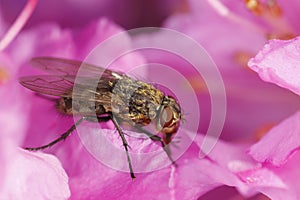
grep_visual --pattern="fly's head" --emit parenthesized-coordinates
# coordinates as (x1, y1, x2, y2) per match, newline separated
(157, 96, 181, 144)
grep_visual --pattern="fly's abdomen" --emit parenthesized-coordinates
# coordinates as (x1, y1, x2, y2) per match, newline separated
(56, 97, 73, 115)
(56, 97, 107, 116)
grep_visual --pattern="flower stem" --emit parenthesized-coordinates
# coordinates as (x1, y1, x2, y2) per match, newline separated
(0, 0, 38, 51)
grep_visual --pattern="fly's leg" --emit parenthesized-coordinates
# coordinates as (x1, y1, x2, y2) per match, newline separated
(85, 115, 111, 123)
(24, 116, 111, 151)
(160, 141, 178, 167)
(110, 114, 136, 179)
(135, 126, 177, 167)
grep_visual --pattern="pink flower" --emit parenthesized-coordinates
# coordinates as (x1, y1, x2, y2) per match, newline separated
(248, 36, 300, 160)
(132, 0, 300, 199)
(162, 0, 300, 141)
(246, 111, 300, 199)
(249, 36, 300, 96)
(0, 53, 70, 198)
(2, 0, 300, 199)
(11, 18, 147, 199)
(247, 38, 300, 198)
(1, 2, 143, 198)
(2, 3, 232, 199)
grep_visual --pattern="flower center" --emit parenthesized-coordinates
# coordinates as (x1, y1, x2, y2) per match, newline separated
(206, 0, 295, 40)
(234, 51, 255, 69)
(206, 0, 296, 69)
(0, 67, 10, 84)
(245, 0, 281, 16)
(244, 0, 295, 39)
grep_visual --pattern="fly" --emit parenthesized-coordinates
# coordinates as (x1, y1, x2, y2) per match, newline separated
(19, 57, 182, 179)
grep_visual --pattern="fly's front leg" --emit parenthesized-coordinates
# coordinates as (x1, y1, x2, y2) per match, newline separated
(135, 126, 177, 167)
(24, 116, 111, 151)
(110, 114, 136, 179)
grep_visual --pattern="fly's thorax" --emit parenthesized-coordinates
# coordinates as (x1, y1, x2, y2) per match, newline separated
(110, 76, 165, 126)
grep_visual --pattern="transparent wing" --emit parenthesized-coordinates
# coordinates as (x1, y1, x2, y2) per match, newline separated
(19, 75, 75, 97)
(20, 57, 124, 97)
(19, 74, 117, 98)
(29, 57, 119, 78)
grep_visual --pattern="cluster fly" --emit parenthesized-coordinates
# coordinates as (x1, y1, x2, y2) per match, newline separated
(19, 57, 182, 179)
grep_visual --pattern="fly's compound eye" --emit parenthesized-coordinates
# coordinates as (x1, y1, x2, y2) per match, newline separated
(160, 106, 174, 128)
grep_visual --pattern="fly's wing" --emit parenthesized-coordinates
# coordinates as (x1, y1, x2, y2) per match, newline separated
(19, 75, 109, 98)
(19, 75, 75, 97)
(19, 57, 123, 99)
(29, 57, 116, 78)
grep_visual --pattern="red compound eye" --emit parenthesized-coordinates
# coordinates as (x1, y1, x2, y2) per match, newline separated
(160, 106, 173, 128)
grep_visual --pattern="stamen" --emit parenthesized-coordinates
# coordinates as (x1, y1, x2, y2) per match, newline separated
(254, 122, 275, 141)
(266, 32, 296, 40)
(234, 51, 254, 69)
(245, 0, 263, 15)
(266, 0, 282, 17)
(0, 0, 38, 51)
(245, 0, 281, 17)
(244, 0, 295, 39)
(206, 0, 267, 34)
(0, 67, 9, 84)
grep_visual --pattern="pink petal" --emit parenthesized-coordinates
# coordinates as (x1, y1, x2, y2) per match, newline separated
(237, 151, 300, 199)
(63, 130, 245, 199)
(0, 53, 28, 187)
(74, 18, 146, 72)
(270, 151, 300, 199)
(194, 134, 300, 199)
(193, 135, 259, 196)
(164, 0, 266, 71)
(148, 4, 300, 141)
(248, 110, 300, 166)
(0, 54, 70, 199)
(237, 168, 286, 191)
(195, 134, 300, 199)
(277, 0, 300, 32)
(7, 23, 75, 67)
(248, 36, 300, 96)
(0, 149, 70, 199)
(237, 167, 293, 199)
(67, 140, 227, 200)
